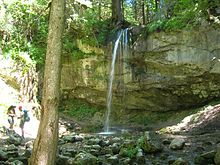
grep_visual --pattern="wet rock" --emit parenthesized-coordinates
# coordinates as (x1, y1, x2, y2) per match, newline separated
(72, 135, 84, 143)
(14, 156, 28, 165)
(119, 157, 132, 165)
(10, 160, 24, 165)
(73, 151, 98, 165)
(6, 150, 19, 159)
(56, 155, 69, 165)
(201, 150, 216, 159)
(25, 140, 34, 149)
(138, 132, 163, 153)
(62, 135, 76, 143)
(110, 143, 120, 154)
(62, 134, 84, 143)
(22, 148, 32, 158)
(99, 139, 111, 147)
(169, 138, 185, 150)
(86, 144, 101, 156)
(135, 148, 145, 163)
(7, 135, 22, 146)
(168, 155, 177, 164)
(171, 158, 189, 165)
(214, 144, 220, 165)
(122, 139, 136, 148)
(89, 149, 100, 157)
(0, 149, 7, 161)
(0, 161, 9, 165)
(91, 144, 101, 150)
(194, 156, 210, 165)
(66, 158, 75, 165)
(160, 153, 169, 160)
(100, 147, 113, 155)
(163, 139, 172, 145)
(194, 150, 216, 165)
(111, 137, 122, 143)
(87, 138, 101, 145)
(193, 146, 205, 153)
(59, 143, 78, 157)
(5, 144, 19, 158)
(107, 155, 119, 164)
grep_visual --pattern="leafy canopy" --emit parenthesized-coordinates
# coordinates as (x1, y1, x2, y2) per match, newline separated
(0, 0, 219, 65)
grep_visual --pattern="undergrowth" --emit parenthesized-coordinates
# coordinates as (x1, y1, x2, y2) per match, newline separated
(59, 99, 100, 121)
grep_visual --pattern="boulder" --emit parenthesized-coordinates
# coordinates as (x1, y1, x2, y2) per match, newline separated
(73, 151, 98, 165)
(169, 138, 185, 150)
(138, 132, 163, 153)
(214, 145, 220, 165)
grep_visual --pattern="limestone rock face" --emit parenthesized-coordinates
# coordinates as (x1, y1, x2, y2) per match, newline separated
(61, 27, 220, 113)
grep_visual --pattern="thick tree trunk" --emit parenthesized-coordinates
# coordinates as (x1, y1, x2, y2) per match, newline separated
(29, 0, 64, 164)
(112, 0, 123, 25)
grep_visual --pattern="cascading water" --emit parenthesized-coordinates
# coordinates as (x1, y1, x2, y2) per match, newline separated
(103, 28, 130, 134)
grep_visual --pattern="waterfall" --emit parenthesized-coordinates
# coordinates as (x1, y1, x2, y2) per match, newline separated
(103, 28, 130, 133)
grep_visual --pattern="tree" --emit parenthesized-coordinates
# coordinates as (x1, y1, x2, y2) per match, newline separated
(112, 0, 123, 25)
(29, 0, 65, 164)
(141, 0, 146, 24)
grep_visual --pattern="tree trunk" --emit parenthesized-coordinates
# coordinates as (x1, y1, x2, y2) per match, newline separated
(121, 0, 125, 21)
(133, 0, 137, 22)
(112, 0, 123, 25)
(142, 0, 145, 24)
(155, 0, 158, 12)
(29, 0, 65, 164)
(98, 0, 102, 20)
(146, 0, 150, 22)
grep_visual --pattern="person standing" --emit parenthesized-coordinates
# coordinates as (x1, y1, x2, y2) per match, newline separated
(7, 105, 16, 130)
(17, 106, 25, 138)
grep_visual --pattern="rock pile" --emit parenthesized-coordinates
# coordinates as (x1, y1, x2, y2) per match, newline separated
(0, 124, 220, 165)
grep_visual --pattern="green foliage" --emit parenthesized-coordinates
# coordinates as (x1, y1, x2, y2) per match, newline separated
(71, 49, 89, 60)
(147, 20, 167, 33)
(146, 0, 220, 32)
(137, 136, 145, 147)
(120, 141, 138, 158)
(1, 0, 219, 67)
(120, 146, 138, 158)
(66, 5, 113, 46)
(93, 19, 113, 45)
(0, 0, 48, 65)
(60, 99, 99, 121)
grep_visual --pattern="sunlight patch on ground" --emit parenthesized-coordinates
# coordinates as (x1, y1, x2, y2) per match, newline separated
(163, 104, 220, 133)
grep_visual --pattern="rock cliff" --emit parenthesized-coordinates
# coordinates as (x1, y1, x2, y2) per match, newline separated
(61, 26, 220, 117)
